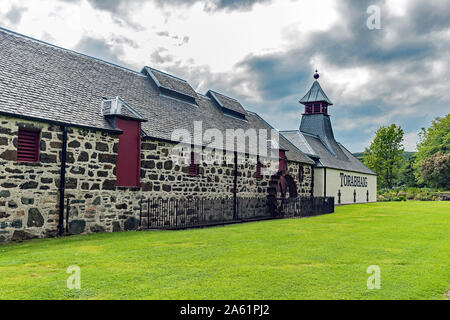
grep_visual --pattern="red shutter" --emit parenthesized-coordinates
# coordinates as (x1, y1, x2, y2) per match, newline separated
(115, 118, 141, 187)
(299, 165, 304, 182)
(17, 128, 40, 163)
(256, 161, 262, 179)
(189, 152, 199, 175)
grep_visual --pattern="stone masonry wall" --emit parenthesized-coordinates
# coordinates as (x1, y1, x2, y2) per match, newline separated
(0, 115, 313, 242)
(287, 161, 313, 197)
(1, 117, 64, 242)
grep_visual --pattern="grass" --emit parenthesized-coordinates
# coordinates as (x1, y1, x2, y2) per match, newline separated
(0, 201, 449, 300)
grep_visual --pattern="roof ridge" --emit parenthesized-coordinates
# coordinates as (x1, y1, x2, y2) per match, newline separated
(207, 89, 239, 102)
(250, 113, 314, 163)
(144, 66, 190, 83)
(0, 26, 144, 76)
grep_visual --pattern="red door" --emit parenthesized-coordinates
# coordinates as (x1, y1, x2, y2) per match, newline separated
(115, 118, 141, 187)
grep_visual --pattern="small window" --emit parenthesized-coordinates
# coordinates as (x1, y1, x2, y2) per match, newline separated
(299, 165, 304, 182)
(189, 152, 200, 176)
(256, 159, 262, 179)
(17, 128, 40, 163)
(313, 104, 320, 113)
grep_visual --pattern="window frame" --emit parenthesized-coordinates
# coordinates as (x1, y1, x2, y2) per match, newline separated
(189, 151, 200, 176)
(17, 127, 40, 163)
(298, 165, 304, 183)
(256, 157, 263, 179)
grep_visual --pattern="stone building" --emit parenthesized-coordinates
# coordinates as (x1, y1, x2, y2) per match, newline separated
(281, 71, 377, 204)
(0, 28, 322, 242)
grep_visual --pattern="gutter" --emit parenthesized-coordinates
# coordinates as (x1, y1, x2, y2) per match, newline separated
(57, 125, 68, 236)
(0, 111, 122, 134)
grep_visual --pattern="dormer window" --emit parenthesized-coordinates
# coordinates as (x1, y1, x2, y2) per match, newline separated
(142, 67, 198, 105)
(206, 90, 247, 121)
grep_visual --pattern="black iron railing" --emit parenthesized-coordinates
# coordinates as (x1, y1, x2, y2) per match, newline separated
(277, 197, 334, 218)
(140, 197, 270, 230)
(139, 196, 334, 230)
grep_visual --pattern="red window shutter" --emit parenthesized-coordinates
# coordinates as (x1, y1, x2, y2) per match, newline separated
(256, 161, 262, 179)
(299, 165, 304, 182)
(115, 118, 141, 187)
(189, 152, 199, 175)
(17, 128, 40, 163)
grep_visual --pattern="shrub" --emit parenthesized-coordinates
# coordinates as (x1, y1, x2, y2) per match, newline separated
(377, 187, 440, 202)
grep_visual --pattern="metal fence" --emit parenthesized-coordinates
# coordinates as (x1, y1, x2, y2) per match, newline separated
(139, 196, 334, 230)
(140, 197, 270, 230)
(277, 197, 335, 218)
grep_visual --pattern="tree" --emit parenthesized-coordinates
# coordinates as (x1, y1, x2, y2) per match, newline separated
(364, 124, 404, 189)
(421, 152, 450, 189)
(397, 154, 419, 188)
(414, 115, 450, 183)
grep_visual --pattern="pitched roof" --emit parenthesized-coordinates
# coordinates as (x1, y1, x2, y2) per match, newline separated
(142, 66, 197, 103)
(207, 90, 248, 118)
(101, 97, 145, 121)
(249, 113, 314, 164)
(299, 81, 333, 105)
(281, 131, 376, 175)
(0, 27, 314, 164)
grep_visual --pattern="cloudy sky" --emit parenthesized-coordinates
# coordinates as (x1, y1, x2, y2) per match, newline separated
(1, 0, 449, 152)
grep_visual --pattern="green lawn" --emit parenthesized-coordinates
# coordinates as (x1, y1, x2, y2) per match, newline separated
(0, 201, 449, 300)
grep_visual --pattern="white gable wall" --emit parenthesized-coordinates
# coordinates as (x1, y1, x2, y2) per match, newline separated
(314, 167, 377, 204)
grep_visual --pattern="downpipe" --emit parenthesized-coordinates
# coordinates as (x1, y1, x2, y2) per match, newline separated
(57, 126, 68, 237)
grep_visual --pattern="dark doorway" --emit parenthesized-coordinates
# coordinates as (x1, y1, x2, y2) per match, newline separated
(278, 174, 298, 199)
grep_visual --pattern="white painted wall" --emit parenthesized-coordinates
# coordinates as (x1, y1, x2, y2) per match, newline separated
(313, 167, 377, 204)
(313, 167, 324, 197)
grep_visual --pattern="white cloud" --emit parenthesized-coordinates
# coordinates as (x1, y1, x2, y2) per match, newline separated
(403, 131, 418, 152)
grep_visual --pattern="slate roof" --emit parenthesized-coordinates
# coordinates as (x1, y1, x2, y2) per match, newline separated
(0, 27, 314, 164)
(142, 66, 197, 102)
(101, 97, 145, 121)
(248, 112, 314, 164)
(281, 124, 376, 175)
(299, 81, 333, 105)
(207, 90, 248, 118)
(284, 76, 375, 175)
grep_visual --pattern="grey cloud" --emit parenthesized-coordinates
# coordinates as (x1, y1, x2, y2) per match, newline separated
(196, 0, 450, 151)
(150, 47, 174, 64)
(3, 6, 27, 26)
(157, 31, 170, 37)
(60, 0, 272, 13)
(73, 36, 137, 70)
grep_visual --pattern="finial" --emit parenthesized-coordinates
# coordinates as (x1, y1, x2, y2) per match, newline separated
(314, 70, 319, 80)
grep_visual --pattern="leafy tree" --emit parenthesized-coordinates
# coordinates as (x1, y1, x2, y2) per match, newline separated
(364, 124, 404, 189)
(414, 115, 450, 183)
(396, 154, 419, 188)
(421, 152, 450, 189)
